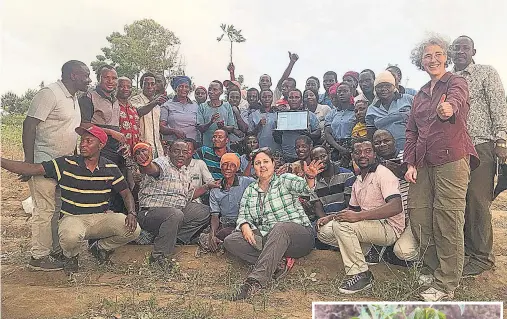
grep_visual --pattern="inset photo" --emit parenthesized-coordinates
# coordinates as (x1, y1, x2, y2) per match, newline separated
(313, 302, 503, 319)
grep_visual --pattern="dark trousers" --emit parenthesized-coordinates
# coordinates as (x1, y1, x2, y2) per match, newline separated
(224, 222, 314, 287)
(137, 203, 210, 257)
(464, 142, 496, 270)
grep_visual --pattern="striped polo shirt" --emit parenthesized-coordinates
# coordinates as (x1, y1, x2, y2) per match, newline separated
(41, 155, 128, 216)
(311, 163, 356, 214)
(193, 146, 240, 180)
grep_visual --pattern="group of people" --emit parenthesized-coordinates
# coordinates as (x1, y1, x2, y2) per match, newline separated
(2, 33, 506, 303)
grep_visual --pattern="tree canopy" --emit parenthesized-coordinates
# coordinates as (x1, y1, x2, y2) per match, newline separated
(90, 19, 182, 87)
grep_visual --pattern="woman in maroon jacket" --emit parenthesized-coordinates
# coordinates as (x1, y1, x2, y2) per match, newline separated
(404, 35, 479, 302)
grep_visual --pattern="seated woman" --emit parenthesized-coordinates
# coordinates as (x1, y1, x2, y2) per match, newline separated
(224, 148, 323, 300)
(365, 71, 413, 151)
(324, 82, 356, 168)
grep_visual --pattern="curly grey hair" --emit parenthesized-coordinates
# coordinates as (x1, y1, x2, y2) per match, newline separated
(410, 34, 452, 71)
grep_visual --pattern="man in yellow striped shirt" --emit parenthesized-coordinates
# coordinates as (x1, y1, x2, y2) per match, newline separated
(1, 125, 140, 274)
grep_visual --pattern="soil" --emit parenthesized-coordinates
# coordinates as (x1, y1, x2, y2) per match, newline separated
(1, 144, 507, 319)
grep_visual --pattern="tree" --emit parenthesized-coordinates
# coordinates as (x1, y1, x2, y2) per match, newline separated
(1, 89, 37, 114)
(216, 24, 246, 63)
(90, 19, 182, 87)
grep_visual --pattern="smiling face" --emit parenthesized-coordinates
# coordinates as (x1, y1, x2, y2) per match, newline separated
(99, 69, 118, 93)
(352, 141, 376, 169)
(142, 76, 156, 98)
(253, 152, 275, 181)
(422, 44, 447, 78)
(451, 36, 475, 70)
(303, 90, 318, 107)
(295, 138, 311, 160)
(221, 161, 238, 179)
(176, 82, 190, 99)
(228, 90, 241, 107)
(212, 129, 228, 149)
(373, 130, 396, 159)
(169, 141, 189, 168)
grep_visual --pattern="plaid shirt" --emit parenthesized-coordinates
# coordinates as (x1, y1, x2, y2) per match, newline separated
(236, 173, 314, 236)
(138, 157, 193, 209)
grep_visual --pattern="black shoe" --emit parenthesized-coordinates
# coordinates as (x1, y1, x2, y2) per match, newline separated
(89, 240, 114, 265)
(49, 250, 65, 263)
(148, 254, 175, 271)
(462, 263, 488, 278)
(339, 271, 374, 294)
(232, 278, 262, 301)
(63, 255, 79, 275)
(27, 256, 64, 271)
(364, 245, 386, 265)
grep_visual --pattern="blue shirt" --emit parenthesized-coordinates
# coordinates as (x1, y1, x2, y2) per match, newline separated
(248, 109, 280, 151)
(319, 93, 334, 108)
(197, 101, 237, 147)
(210, 176, 256, 220)
(365, 93, 414, 151)
(324, 108, 356, 140)
(400, 86, 418, 96)
(281, 111, 320, 159)
(160, 99, 199, 142)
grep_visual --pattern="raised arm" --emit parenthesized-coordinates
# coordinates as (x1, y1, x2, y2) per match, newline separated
(276, 52, 299, 90)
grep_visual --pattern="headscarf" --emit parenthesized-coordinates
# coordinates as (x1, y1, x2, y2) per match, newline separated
(374, 71, 396, 88)
(171, 76, 192, 91)
(343, 71, 359, 82)
(220, 153, 240, 169)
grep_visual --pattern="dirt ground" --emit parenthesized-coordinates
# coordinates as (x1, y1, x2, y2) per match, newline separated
(1, 125, 507, 318)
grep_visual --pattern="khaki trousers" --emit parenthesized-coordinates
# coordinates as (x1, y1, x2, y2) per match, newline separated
(59, 213, 141, 258)
(408, 158, 470, 293)
(393, 221, 419, 262)
(465, 142, 495, 270)
(28, 176, 61, 258)
(317, 219, 397, 275)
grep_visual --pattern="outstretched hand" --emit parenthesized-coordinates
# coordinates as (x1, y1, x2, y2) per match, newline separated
(303, 160, 324, 179)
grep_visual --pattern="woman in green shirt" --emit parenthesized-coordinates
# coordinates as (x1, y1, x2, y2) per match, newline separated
(224, 147, 323, 300)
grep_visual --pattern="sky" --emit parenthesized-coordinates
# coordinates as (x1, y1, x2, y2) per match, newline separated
(1, 0, 507, 96)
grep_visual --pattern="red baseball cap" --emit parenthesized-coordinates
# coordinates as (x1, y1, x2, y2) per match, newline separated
(75, 125, 108, 144)
(223, 80, 241, 90)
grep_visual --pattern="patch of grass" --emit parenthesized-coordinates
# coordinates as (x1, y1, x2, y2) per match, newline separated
(1, 114, 24, 145)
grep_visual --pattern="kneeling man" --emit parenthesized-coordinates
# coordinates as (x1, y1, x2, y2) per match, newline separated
(1, 126, 140, 274)
(316, 138, 404, 294)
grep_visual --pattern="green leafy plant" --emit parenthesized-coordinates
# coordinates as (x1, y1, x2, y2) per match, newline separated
(216, 24, 246, 63)
(351, 305, 449, 319)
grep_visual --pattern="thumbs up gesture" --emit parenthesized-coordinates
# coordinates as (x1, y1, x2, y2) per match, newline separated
(436, 94, 453, 120)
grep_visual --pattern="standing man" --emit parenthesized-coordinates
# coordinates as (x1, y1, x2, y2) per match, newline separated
(79, 65, 126, 212)
(273, 52, 299, 106)
(197, 80, 238, 147)
(451, 35, 507, 277)
(355, 69, 376, 104)
(22, 60, 91, 270)
(320, 71, 337, 107)
(130, 72, 168, 158)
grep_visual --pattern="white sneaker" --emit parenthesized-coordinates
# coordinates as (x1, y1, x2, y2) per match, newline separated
(420, 287, 454, 302)
(418, 273, 434, 286)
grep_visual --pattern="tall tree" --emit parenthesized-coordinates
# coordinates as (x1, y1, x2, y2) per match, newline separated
(216, 24, 246, 63)
(1, 89, 37, 114)
(90, 19, 182, 87)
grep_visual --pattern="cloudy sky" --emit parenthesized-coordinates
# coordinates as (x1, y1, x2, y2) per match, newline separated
(1, 0, 506, 96)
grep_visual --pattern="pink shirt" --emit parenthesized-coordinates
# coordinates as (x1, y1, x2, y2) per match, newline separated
(349, 164, 405, 237)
